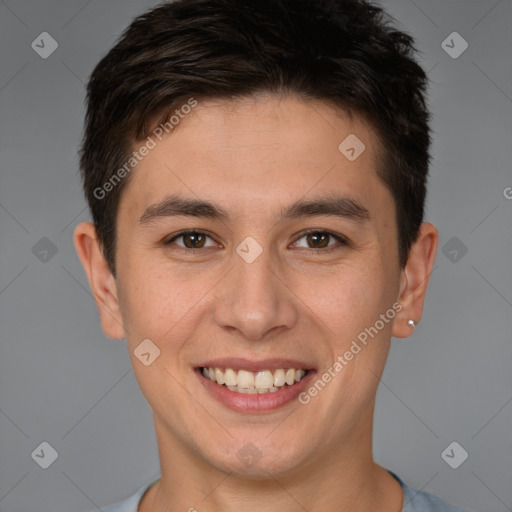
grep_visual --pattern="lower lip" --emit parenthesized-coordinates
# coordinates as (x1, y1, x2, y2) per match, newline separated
(195, 368, 316, 413)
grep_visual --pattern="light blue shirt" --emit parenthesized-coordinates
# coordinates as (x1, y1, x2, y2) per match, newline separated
(92, 472, 472, 511)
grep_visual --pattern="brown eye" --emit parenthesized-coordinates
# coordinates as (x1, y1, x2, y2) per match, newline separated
(293, 230, 348, 250)
(306, 232, 330, 248)
(182, 232, 206, 248)
(165, 230, 216, 249)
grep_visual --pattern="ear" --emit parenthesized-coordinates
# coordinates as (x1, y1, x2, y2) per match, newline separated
(393, 222, 438, 338)
(73, 221, 125, 339)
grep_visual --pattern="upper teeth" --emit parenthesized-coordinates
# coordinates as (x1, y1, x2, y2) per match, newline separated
(202, 367, 307, 390)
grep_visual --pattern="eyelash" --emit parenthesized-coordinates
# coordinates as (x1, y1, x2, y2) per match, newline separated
(163, 229, 350, 252)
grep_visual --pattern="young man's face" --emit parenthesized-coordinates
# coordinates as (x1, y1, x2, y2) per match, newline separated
(76, 94, 436, 479)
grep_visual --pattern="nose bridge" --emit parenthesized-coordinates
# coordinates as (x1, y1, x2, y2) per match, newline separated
(213, 242, 298, 340)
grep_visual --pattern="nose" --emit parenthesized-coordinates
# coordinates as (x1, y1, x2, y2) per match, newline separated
(213, 247, 299, 341)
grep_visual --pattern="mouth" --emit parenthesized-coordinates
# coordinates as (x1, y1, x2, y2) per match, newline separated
(195, 359, 316, 413)
(199, 366, 309, 394)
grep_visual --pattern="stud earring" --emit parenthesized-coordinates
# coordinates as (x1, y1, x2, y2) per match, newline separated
(408, 319, 416, 328)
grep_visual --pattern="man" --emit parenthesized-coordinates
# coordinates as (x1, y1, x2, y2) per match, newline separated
(74, 0, 471, 510)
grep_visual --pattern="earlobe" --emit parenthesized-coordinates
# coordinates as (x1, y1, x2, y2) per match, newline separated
(73, 222, 125, 339)
(392, 222, 438, 339)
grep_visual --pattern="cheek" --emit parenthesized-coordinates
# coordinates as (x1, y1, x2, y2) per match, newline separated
(296, 260, 389, 333)
(116, 260, 207, 342)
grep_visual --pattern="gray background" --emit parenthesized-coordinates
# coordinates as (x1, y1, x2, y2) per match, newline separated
(0, 0, 511, 510)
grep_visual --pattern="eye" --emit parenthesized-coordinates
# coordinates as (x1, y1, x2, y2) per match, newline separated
(292, 230, 349, 250)
(164, 230, 218, 249)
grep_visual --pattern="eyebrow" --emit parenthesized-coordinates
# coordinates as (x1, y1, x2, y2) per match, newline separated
(138, 193, 371, 225)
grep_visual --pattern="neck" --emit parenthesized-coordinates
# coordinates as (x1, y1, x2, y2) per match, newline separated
(139, 406, 403, 512)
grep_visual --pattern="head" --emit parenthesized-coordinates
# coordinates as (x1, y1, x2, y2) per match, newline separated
(74, 0, 437, 481)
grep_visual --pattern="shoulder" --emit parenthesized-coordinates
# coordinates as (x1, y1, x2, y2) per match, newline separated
(391, 473, 473, 512)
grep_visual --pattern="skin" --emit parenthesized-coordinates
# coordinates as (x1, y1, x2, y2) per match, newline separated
(74, 94, 438, 512)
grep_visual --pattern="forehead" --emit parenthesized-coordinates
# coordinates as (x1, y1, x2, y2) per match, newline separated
(119, 94, 390, 218)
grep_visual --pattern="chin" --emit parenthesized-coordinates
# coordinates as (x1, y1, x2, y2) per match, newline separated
(201, 440, 308, 479)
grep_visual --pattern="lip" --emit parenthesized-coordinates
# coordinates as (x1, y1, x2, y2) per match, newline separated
(195, 366, 317, 413)
(197, 357, 315, 372)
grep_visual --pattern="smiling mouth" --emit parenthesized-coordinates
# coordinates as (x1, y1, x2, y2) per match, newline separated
(199, 366, 309, 394)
